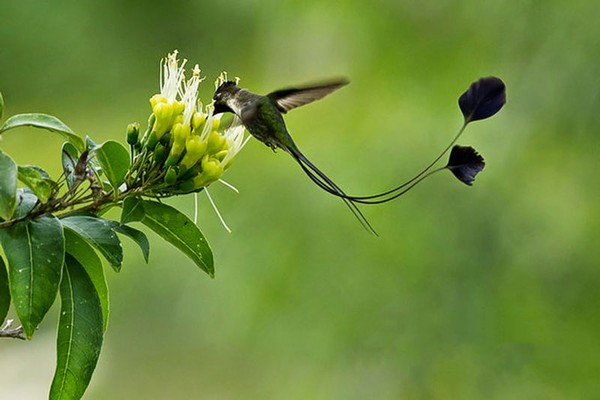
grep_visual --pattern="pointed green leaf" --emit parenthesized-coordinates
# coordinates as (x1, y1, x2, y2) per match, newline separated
(93, 140, 130, 191)
(61, 142, 79, 189)
(50, 254, 103, 400)
(0, 148, 17, 220)
(60, 216, 123, 271)
(17, 165, 56, 203)
(0, 256, 10, 325)
(64, 229, 109, 332)
(109, 222, 149, 263)
(0, 215, 65, 338)
(120, 196, 145, 225)
(85, 136, 96, 151)
(0, 113, 84, 151)
(13, 188, 38, 218)
(141, 200, 214, 277)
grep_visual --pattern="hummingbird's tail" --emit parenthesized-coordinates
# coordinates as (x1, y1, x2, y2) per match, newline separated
(288, 148, 378, 236)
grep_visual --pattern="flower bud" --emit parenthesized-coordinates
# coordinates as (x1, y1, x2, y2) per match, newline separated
(211, 115, 221, 130)
(207, 130, 228, 154)
(213, 149, 228, 162)
(195, 155, 224, 188)
(159, 132, 172, 146)
(150, 94, 167, 109)
(172, 123, 190, 144)
(164, 124, 190, 167)
(126, 122, 140, 145)
(145, 132, 160, 150)
(152, 102, 174, 137)
(153, 143, 169, 164)
(164, 166, 179, 185)
(172, 100, 185, 116)
(192, 112, 207, 131)
(179, 136, 208, 171)
(176, 179, 195, 193)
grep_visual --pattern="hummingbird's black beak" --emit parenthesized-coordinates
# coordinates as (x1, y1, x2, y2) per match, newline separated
(213, 102, 232, 115)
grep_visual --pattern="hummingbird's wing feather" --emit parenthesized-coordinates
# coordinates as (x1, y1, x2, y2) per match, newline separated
(267, 80, 349, 113)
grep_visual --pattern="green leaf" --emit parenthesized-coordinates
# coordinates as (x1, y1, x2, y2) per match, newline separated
(60, 216, 123, 272)
(0, 256, 10, 325)
(50, 254, 103, 400)
(0, 91, 4, 121)
(0, 148, 17, 220)
(85, 136, 96, 151)
(64, 229, 109, 332)
(109, 222, 150, 263)
(120, 196, 145, 225)
(17, 165, 56, 203)
(0, 216, 65, 338)
(13, 188, 38, 218)
(61, 142, 79, 189)
(0, 113, 84, 152)
(93, 140, 130, 191)
(141, 200, 214, 277)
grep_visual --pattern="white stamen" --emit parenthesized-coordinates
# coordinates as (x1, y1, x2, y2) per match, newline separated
(181, 64, 204, 125)
(200, 104, 215, 140)
(218, 179, 239, 193)
(205, 189, 232, 233)
(161, 51, 187, 102)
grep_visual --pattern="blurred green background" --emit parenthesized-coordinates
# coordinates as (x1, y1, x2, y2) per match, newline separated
(1, 0, 599, 399)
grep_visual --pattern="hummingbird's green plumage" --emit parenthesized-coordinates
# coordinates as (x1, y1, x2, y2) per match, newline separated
(213, 79, 378, 234)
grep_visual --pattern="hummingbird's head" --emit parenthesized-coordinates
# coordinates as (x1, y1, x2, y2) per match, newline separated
(213, 81, 239, 115)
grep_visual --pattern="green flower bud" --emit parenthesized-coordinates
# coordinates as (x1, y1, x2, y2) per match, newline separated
(207, 130, 228, 154)
(177, 179, 196, 193)
(140, 114, 156, 146)
(192, 155, 224, 188)
(164, 166, 179, 185)
(172, 100, 185, 116)
(164, 123, 191, 167)
(173, 123, 190, 143)
(213, 149, 228, 162)
(145, 132, 160, 150)
(159, 132, 172, 146)
(211, 115, 221, 130)
(153, 143, 169, 164)
(178, 162, 202, 181)
(126, 122, 140, 145)
(152, 102, 174, 137)
(149, 94, 167, 109)
(179, 136, 208, 171)
(192, 111, 206, 131)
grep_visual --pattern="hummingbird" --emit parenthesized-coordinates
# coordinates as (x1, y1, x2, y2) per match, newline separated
(211, 76, 498, 232)
(212, 79, 380, 233)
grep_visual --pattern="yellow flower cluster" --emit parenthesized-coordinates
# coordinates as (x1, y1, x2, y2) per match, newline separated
(133, 51, 246, 194)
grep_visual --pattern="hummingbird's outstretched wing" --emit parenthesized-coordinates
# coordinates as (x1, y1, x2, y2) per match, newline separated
(267, 80, 349, 113)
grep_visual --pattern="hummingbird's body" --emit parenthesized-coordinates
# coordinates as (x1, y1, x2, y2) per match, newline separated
(212, 79, 376, 233)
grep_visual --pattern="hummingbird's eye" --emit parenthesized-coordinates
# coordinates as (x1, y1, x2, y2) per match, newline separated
(214, 93, 222, 101)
